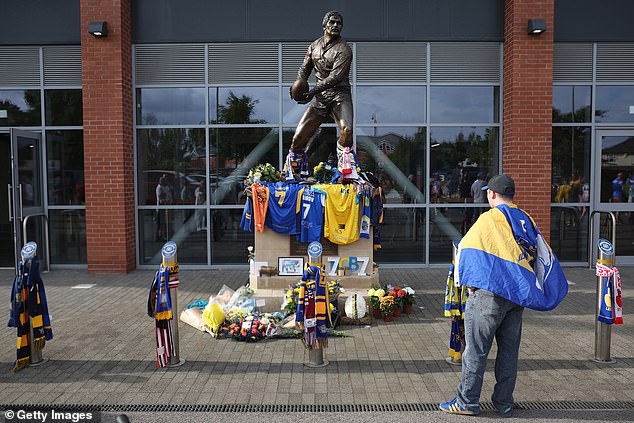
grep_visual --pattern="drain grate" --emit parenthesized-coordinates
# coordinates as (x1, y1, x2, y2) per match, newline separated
(1, 401, 633, 413)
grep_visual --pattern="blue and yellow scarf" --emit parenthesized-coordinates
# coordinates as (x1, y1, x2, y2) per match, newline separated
(296, 265, 330, 349)
(8, 257, 53, 372)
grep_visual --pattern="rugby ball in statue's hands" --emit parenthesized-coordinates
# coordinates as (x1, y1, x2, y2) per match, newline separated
(290, 79, 310, 102)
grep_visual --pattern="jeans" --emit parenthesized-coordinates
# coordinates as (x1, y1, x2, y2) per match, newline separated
(456, 289, 524, 415)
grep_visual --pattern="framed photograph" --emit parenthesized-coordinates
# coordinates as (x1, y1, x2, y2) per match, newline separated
(278, 257, 304, 276)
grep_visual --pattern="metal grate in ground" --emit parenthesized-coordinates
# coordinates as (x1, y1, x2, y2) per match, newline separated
(2, 401, 634, 413)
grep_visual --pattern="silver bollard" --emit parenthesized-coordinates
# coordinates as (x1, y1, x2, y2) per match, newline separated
(21, 242, 49, 367)
(593, 239, 616, 364)
(162, 242, 185, 367)
(304, 242, 329, 368)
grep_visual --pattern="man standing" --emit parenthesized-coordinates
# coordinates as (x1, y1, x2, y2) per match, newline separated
(439, 174, 567, 417)
(286, 11, 355, 180)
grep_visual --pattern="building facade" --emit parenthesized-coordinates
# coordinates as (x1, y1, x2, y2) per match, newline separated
(1, 0, 633, 272)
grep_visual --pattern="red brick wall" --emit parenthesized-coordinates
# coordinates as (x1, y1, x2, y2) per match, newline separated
(503, 0, 554, 239)
(81, 0, 135, 272)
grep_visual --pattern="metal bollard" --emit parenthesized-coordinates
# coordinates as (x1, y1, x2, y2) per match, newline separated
(162, 242, 185, 367)
(305, 241, 328, 368)
(21, 242, 49, 367)
(593, 238, 616, 364)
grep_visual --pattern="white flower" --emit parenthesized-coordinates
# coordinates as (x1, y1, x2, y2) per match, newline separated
(404, 287, 415, 295)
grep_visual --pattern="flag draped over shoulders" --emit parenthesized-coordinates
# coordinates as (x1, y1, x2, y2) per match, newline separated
(455, 204, 568, 311)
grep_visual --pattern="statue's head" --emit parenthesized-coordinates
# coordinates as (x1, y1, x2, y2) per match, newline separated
(322, 10, 343, 36)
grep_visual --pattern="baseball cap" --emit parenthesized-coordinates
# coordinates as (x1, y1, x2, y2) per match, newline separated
(482, 174, 515, 196)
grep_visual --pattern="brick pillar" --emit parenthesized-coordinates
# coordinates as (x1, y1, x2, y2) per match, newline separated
(81, 0, 135, 272)
(503, 0, 554, 239)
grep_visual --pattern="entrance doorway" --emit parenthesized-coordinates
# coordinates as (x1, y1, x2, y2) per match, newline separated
(1, 129, 48, 269)
(594, 130, 634, 265)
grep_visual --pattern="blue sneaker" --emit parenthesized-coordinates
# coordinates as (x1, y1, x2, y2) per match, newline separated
(439, 398, 479, 415)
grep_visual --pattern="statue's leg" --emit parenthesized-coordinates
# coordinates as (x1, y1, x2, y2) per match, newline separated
(331, 98, 358, 179)
(286, 107, 323, 180)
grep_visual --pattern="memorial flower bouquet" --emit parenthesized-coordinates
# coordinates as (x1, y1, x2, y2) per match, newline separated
(403, 286, 416, 305)
(246, 163, 281, 186)
(379, 295, 395, 320)
(367, 287, 386, 312)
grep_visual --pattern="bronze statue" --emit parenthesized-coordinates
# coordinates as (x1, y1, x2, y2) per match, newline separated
(286, 10, 357, 181)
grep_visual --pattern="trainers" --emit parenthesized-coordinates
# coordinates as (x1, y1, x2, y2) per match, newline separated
(439, 398, 479, 415)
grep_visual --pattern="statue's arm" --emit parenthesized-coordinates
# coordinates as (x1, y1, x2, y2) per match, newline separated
(313, 47, 352, 94)
(297, 44, 314, 81)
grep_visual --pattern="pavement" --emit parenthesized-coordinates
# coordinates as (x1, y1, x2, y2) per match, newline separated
(0, 266, 633, 423)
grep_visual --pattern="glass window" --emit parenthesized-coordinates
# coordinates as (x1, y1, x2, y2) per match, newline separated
(356, 127, 426, 204)
(49, 209, 87, 264)
(430, 86, 499, 123)
(551, 127, 591, 203)
(137, 128, 206, 206)
(356, 86, 426, 124)
(0, 90, 41, 126)
(430, 127, 499, 203)
(138, 209, 208, 265)
(46, 130, 84, 205)
(599, 135, 634, 203)
(212, 127, 279, 205)
(373, 208, 425, 263)
(212, 209, 254, 264)
(214, 87, 279, 124)
(596, 86, 634, 123)
(549, 206, 589, 262)
(552, 86, 591, 123)
(282, 86, 334, 125)
(45, 89, 82, 126)
(429, 207, 475, 263)
(282, 127, 338, 172)
(136, 88, 206, 125)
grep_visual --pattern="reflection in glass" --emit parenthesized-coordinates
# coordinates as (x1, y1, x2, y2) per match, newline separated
(45, 89, 83, 126)
(49, 209, 87, 264)
(552, 86, 591, 123)
(430, 86, 499, 123)
(215, 87, 278, 124)
(136, 88, 205, 125)
(549, 206, 588, 262)
(551, 127, 591, 203)
(430, 127, 499, 203)
(46, 130, 84, 205)
(16, 135, 42, 208)
(600, 135, 634, 203)
(212, 209, 254, 264)
(357, 86, 426, 124)
(356, 127, 426, 204)
(139, 209, 207, 265)
(0, 134, 13, 266)
(429, 207, 474, 263)
(283, 127, 337, 172)
(283, 87, 334, 125)
(213, 128, 279, 205)
(374, 208, 425, 263)
(596, 86, 634, 123)
(137, 128, 206, 206)
(0, 90, 41, 126)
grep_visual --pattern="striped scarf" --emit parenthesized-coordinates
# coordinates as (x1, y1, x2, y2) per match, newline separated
(147, 264, 178, 367)
(296, 265, 330, 349)
(8, 257, 53, 372)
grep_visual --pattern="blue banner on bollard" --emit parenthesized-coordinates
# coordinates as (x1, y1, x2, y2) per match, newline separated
(598, 239, 613, 256)
(308, 241, 322, 262)
(21, 241, 37, 262)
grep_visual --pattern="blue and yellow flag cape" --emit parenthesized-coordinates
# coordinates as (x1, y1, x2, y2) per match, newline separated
(455, 204, 568, 311)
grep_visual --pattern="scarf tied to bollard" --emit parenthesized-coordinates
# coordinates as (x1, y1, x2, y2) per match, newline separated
(147, 264, 178, 367)
(296, 265, 331, 349)
(8, 257, 53, 372)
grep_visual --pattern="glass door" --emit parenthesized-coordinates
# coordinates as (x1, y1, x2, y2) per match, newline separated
(594, 130, 634, 265)
(7, 129, 46, 269)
